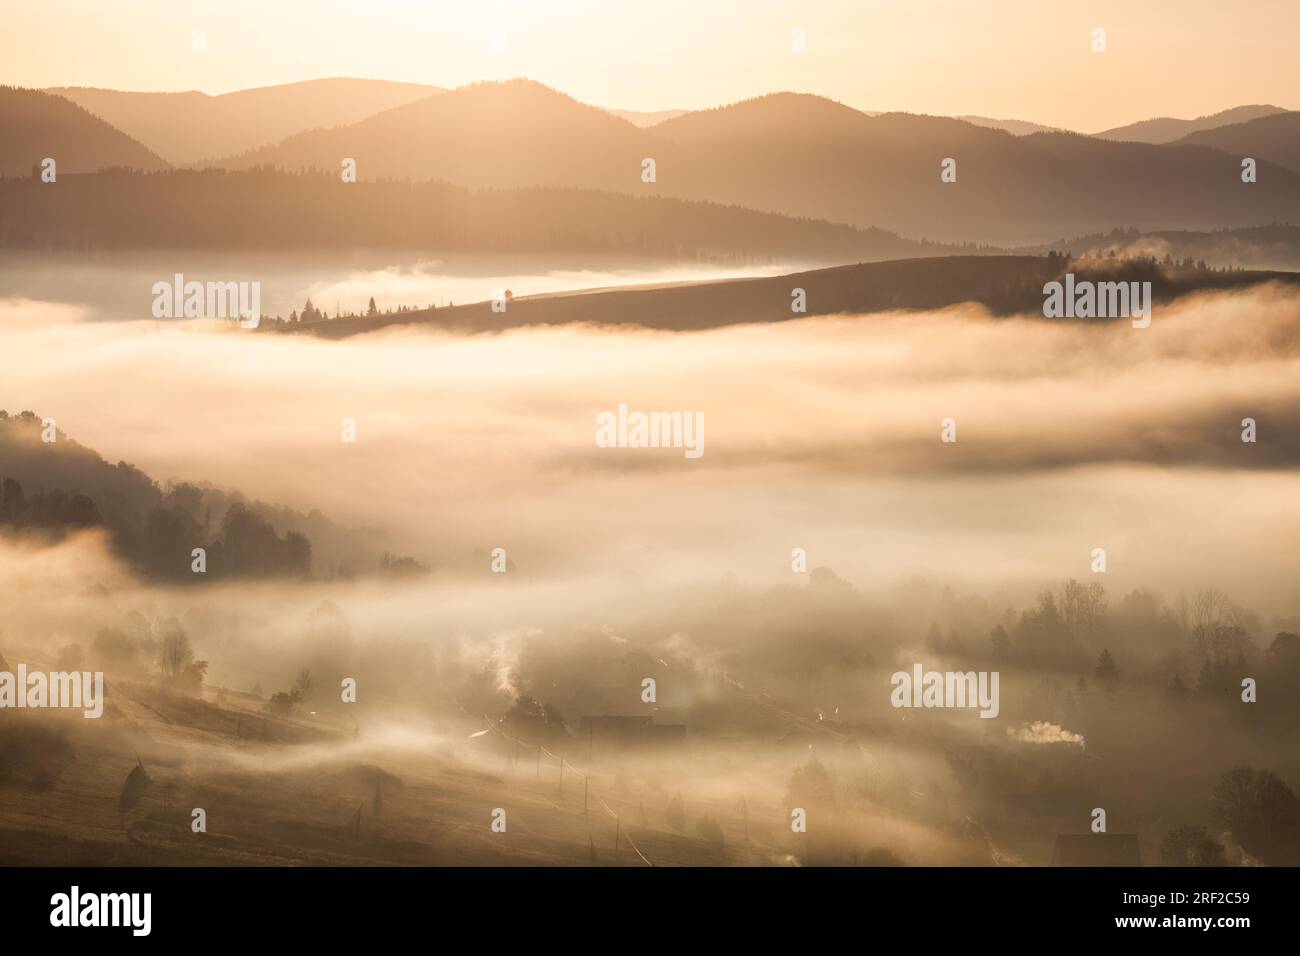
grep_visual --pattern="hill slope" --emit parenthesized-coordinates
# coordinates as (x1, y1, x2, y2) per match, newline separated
(218, 79, 648, 188)
(1094, 105, 1288, 143)
(956, 115, 1064, 136)
(607, 108, 687, 127)
(213, 82, 1300, 243)
(1173, 112, 1300, 175)
(0, 410, 390, 579)
(0, 86, 168, 177)
(49, 78, 444, 164)
(294, 254, 1300, 338)
(0, 167, 967, 262)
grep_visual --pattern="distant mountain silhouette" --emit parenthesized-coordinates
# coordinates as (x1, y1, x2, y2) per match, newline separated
(1173, 112, 1300, 175)
(211, 81, 1300, 243)
(1094, 105, 1288, 144)
(956, 115, 1064, 136)
(607, 108, 688, 127)
(49, 78, 444, 164)
(649, 95, 1300, 242)
(0, 86, 168, 177)
(215, 79, 649, 188)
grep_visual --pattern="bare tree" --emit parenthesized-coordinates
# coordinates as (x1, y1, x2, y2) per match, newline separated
(293, 669, 314, 702)
(157, 628, 193, 682)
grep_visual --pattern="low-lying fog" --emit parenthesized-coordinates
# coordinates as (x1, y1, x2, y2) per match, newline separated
(0, 252, 792, 322)
(3, 282, 1299, 607)
(3, 277, 1299, 865)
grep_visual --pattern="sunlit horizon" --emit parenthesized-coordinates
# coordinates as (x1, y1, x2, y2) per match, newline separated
(6, 0, 1299, 133)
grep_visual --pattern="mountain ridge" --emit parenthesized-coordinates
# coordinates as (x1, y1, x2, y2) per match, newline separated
(48, 77, 445, 164)
(198, 80, 1300, 243)
(1094, 104, 1288, 143)
(1172, 112, 1300, 175)
(0, 86, 169, 177)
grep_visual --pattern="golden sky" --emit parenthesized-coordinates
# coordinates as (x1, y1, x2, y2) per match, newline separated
(6, 0, 1297, 132)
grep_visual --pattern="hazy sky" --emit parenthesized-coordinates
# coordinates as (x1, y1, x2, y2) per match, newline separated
(6, 0, 1297, 132)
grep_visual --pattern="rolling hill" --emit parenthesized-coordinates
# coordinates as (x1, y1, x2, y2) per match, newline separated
(210, 81, 1300, 244)
(0, 167, 969, 263)
(48, 78, 444, 164)
(956, 115, 1064, 136)
(215, 79, 649, 189)
(0, 86, 168, 178)
(1173, 111, 1300, 175)
(0, 409, 394, 579)
(1094, 104, 1288, 144)
(293, 254, 1300, 339)
(1020, 225, 1300, 272)
(607, 108, 688, 127)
